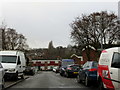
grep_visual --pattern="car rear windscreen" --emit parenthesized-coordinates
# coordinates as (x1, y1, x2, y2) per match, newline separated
(62, 59, 74, 67)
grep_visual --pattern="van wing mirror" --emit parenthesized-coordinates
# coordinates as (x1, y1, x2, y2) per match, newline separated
(79, 67, 83, 71)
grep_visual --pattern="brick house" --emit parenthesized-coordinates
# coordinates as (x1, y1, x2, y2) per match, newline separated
(82, 45, 99, 62)
(70, 54, 83, 66)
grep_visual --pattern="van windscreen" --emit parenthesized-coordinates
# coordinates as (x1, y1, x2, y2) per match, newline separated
(0, 55, 17, 63)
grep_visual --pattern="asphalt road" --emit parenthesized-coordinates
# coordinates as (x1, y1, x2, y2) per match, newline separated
(6, 71, 98, 90)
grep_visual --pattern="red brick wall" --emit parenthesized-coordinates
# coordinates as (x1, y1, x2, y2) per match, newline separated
(82, 49, 98, 62)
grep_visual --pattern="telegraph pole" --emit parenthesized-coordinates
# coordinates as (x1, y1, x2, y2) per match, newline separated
(2, 28, 5, 50)
(1, 21, 6, 50)
(118, 1, 120, 44)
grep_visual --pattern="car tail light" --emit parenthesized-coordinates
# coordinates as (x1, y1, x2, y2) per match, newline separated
(102, 50, 107, 53)
(89, 68, 97, 71)
(67, 68, 72, 70)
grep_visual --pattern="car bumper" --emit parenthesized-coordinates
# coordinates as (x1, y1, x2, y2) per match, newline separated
(88, 74, 97, 81)
(67, 71, 78, 76)
(4, 73, 17, 79)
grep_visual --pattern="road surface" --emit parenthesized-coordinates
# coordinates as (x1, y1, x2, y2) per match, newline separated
(7, 71, 98, 89)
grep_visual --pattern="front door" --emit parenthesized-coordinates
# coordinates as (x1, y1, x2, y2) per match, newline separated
(110, 52, 120, 89)
(17, 56, 22, 74)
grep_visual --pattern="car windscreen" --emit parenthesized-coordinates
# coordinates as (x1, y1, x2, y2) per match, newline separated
(70, 65, 80, 70)
(0, 55, 17, 63)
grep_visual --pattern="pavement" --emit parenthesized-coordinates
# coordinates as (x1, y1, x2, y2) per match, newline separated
(4, 76, 29, 89)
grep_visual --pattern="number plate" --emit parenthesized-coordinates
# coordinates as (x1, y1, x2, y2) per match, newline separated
(74, 72, 78, 74)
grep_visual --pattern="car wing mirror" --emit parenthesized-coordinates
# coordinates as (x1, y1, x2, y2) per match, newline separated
(79, 68, 83, 71)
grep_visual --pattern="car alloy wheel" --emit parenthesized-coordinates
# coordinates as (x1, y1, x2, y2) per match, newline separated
(66, 72, 69, 78)
(85, 76, 89, 87)
(76, 75, 81, 83)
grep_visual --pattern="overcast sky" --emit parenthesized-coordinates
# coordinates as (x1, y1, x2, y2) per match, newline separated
(0, 0, 119, 48)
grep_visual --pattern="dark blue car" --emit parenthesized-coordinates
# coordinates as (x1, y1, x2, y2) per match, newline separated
(59, 59, 74, 76)
(64, 64, 80, 78)
(76, 61, 98, 87)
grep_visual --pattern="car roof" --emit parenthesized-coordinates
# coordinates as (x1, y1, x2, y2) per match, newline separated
(67, 64, 79, 66)
(86, 61, 98, 63)
(0, 50, 23, 56)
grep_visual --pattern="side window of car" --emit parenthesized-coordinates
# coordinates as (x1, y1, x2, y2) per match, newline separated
(83, 62, 87, 68)
(111, 52, 120, 68)
(86, 62, 90, 68)
(83, 62, 90, 68)
(92, 62, 98, 68)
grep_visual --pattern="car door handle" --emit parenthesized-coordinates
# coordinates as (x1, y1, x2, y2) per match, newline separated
(19, 66, 21, 68)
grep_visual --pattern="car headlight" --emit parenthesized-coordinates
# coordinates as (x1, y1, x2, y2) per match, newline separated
(62, 68, 65, 71)
(8, 68, 16, 72)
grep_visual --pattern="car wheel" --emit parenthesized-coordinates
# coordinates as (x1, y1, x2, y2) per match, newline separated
(2, 78, 5, 90)
(60, 72, 63, 76)
(66, 72, 69, 78)
(30, 71, 34, 75)
(85, 76, 90, 87)
(21, 73, 25, 79)
(76, 75, 82, 83)
(99, 79, 105, 90)
(14, 72, 18, 81)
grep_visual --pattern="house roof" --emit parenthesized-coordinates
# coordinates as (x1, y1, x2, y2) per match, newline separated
(70, 54, 82, 59)
(82, 45, 96, 51)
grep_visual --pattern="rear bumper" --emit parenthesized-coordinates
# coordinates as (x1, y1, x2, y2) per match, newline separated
(88, 74, 97, 81)
(67, 71, 78, 76)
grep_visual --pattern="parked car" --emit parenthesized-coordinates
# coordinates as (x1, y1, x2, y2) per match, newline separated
(0, 51, 26, 80)
(24, 66, 35, 75)
(0, 63, 5, 89)
(77, 61, 98, 86)
(64, 64, 80, 77)
(98, 47, 120, 90)
(60, 59, 74, 76)
(53, 66, 59, 73)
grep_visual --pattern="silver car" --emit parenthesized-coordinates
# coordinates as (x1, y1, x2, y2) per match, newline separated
(0, 63, 5, 89)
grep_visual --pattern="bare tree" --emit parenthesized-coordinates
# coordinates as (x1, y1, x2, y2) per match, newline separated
(5, 28, 18, 50)
(70, 11, 120, 50)
(16, 34, 29, 50)
(4, 28, 29, 50)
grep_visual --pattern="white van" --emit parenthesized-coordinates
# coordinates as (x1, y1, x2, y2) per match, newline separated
(98, 47, 120, 90)
(0, 51, 26, 80)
